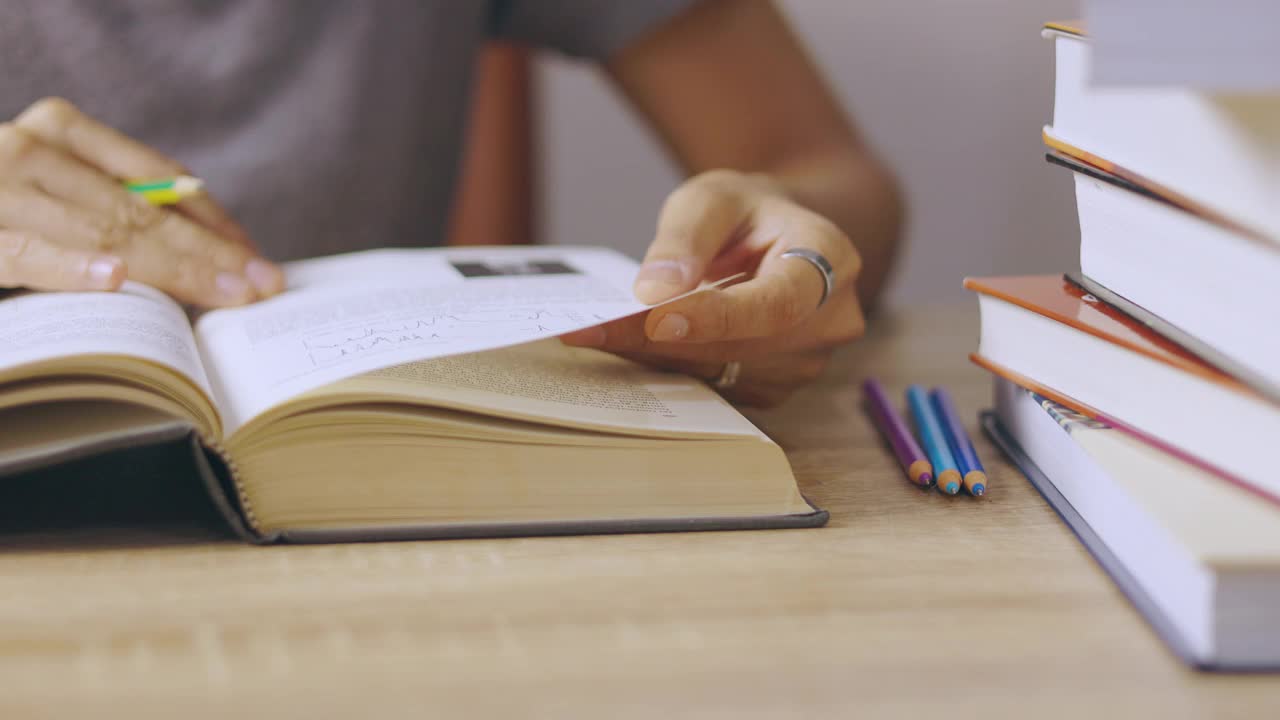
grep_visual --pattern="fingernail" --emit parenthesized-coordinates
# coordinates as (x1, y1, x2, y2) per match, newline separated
(216, 272, 251, 301)
(634, 259, 692, 304)
(651, 313, 689, 342)
(86, 257, 123, 289)
(245, 259, 284, 295)
(561, 326, 606, 348)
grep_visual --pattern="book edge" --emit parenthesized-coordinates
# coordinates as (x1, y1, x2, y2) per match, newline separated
(970, 353, 1280, 511)
(1064, 272, 1280, 407)
(1042, 129, 1275, 244)
(962, 277, 1250, 394)
(272, 502, 830, 544)
(979, 411, 1225, 670)
(1042, 20, 1086, 37)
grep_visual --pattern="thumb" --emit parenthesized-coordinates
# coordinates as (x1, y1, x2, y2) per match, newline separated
(635, 174, 751, 304)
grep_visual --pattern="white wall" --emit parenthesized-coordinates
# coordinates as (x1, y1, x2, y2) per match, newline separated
(536, 0, 1081, 303)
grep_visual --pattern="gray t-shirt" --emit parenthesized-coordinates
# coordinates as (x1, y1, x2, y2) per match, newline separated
(0, 1, 695, 260)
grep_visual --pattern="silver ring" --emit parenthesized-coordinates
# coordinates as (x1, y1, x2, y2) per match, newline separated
(712, 360, 742, 390)
(779, 248, 835, 308)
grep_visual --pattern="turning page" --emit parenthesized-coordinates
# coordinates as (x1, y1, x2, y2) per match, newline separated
(0, 283, 212, 397)
(195, 247, 662, 433)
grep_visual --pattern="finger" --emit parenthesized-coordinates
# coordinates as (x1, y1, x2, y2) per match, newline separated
(0, 183, 120, 249)
(562, 288, 863, 363)
(132, 216, 283, 305)
(0, 126, 283, 298)
(563, 313, 740, 359)
(0, 185, 260, 306)
(13, 98, 253, 247)
(611, 350, 722, 381)
(124, 245, 257, 307)
(612, 350, 830, 408)
(645, 207, 860, 343)
(635, 171, 755, 304)
(0, 121, 170, 225)
(0, 229, 124, 291)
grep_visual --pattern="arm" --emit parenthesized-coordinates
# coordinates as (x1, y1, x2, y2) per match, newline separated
(447, 43, 537, 247)
(608, 0, 903, 308)
(563, 0, 903, 406)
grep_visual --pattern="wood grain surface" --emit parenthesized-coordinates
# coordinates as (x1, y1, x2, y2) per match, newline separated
(2, 304, 1276, 719)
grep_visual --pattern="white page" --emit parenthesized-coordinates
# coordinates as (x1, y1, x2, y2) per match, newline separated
(0, 283, 211, 397)
(196, 246, 670, 433)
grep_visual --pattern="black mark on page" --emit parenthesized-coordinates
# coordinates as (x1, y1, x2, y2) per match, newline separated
(451, 259, 581, 278)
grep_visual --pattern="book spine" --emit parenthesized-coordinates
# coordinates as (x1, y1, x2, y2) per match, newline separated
(190, 434, 274, 544)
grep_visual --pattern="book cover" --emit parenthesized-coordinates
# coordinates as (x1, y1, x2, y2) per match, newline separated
(982, 411, 1274, 672)
(966, 275, 1280, 508)
(1042, 20, 1085, 37)
(1042, 132, 1269, 243)
(1063, 271, 1280, 406)
(962, 275, 1246, 391)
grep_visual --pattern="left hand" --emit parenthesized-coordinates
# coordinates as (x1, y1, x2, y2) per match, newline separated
(561, 169, 866, 407)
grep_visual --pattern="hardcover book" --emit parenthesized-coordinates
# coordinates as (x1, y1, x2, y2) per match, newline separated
(1045, 151, 1280, 395)
(0, 246, 826, 543)
(987, 379, 1280, 670)
(964, 274, 1280, 507)
(1042, 20, 1280, 241)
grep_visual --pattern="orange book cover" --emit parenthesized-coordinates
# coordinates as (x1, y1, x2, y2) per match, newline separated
(963, 275, 1253, 395)
(967, 274, 1280, 506)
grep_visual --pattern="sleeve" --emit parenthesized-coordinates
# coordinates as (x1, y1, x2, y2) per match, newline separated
(488, 0, 705, 60)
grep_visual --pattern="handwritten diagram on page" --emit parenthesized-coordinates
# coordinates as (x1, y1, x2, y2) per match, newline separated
(196, 247, 725, 433)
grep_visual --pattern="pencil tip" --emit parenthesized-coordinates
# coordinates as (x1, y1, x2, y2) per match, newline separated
(944, 482, 959, 495)
(972, 484, 985, 496)
(920, 473, 933, 486)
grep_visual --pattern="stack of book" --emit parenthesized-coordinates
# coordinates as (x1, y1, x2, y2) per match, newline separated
(966, 21, 1280, 670)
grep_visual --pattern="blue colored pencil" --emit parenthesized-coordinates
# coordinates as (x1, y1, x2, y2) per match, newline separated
(905, 384, 961, 495)
(929, 387, 988, 496)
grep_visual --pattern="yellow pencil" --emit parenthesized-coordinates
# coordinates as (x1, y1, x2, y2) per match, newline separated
(125, 175, 204, 205)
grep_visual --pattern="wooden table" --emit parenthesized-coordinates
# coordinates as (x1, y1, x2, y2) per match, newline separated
(2, 305, 1277, 718)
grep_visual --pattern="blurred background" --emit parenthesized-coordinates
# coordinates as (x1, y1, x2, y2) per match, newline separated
(537, 0, 1080, 303)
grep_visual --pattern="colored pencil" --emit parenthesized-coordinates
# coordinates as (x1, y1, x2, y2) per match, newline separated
(862, 378, 933, 487)
(906, 384, 961, 495)
(929, 387, 988, 496)
(125, 175, 204, 205)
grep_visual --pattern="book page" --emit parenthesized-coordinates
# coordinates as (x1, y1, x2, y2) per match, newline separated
(312, 340, 765, 440)
(0, 283, 211, 397)
(196, 247, 667, 433)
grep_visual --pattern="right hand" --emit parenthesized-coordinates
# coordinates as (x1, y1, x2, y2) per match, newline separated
(0, 97, 284, 306)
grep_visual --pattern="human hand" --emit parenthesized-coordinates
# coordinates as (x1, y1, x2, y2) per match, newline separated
(562, 170, 865, 406)
(0, 98, 283, 306)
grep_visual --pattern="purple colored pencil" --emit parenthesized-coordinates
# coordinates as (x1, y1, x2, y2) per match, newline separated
(863, 378, 934, 487)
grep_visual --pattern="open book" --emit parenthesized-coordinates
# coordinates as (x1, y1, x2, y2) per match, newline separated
(0, 246, 824, 543)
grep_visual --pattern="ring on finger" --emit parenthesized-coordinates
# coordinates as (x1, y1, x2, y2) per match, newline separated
(712, 360, 742, 390)
(779, 247, 835, 308)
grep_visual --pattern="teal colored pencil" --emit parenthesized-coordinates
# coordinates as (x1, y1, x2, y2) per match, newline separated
(906, 385, 961, 495)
